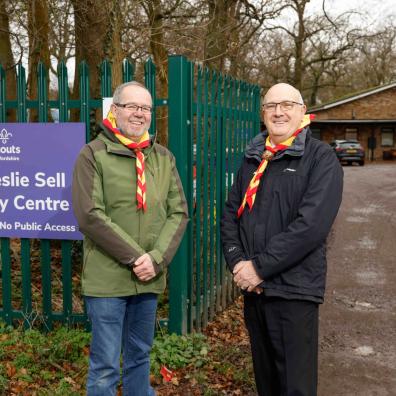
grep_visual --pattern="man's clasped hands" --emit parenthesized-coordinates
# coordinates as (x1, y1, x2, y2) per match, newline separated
(233, 260, 263, 294)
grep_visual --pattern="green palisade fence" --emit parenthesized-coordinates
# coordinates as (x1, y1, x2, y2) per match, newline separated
(0, 55, 261, 334)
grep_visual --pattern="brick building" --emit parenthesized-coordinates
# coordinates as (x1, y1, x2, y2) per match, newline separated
(308, 82, 396, 160)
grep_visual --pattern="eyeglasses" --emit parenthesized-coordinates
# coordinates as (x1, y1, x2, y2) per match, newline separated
(114, 103, 152, 114)
(262, 101, 303, 112)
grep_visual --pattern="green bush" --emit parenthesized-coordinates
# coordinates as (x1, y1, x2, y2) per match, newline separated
(150, 332, 208, 376)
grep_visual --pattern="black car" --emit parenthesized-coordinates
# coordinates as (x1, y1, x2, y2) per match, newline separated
(330, 140, 365, 166)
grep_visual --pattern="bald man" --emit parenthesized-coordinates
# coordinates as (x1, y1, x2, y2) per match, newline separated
(221, 83, 343, 396)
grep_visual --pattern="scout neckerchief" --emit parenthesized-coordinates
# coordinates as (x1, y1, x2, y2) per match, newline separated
(103, 110, 150, 212)
(237, 114, 314, 218)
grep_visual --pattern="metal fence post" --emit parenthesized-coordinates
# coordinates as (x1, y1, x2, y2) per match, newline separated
(100, 60, 112, 97)
(122, 59, 135, 83)
(16, 64, 33, 329)
(0, 65, 12, 326)
(144, 58, 157, 136)
(0, 65, 5, 121)
(37, 62, 53, 330)
(254, 86, 261, 133)
(79, 62, 90, 141)
(167, 55, 193, 335)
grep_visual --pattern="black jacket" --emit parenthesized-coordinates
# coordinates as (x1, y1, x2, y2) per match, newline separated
(220, 128, 343, 302)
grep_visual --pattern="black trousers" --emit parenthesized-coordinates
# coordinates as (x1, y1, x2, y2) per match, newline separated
(244, 295, 319, 396)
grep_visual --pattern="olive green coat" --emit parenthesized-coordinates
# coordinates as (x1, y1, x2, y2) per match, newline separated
(72, 125, 188, 297)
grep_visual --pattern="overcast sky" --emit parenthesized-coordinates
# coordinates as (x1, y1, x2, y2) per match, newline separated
(309, 0, 396, 27)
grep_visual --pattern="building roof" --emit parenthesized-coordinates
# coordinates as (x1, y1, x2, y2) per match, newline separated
(312, 119, 396, 124)
(309, 81, 396, 112)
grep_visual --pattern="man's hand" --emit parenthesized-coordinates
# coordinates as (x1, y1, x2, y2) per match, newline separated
(133, 253, 159, 282)
(233, 260, 263, 292)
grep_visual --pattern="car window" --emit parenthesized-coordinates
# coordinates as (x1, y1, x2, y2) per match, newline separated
(340, 142, 361, 148)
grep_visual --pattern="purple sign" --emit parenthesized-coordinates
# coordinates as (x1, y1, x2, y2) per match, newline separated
(0, 123, 85, 240)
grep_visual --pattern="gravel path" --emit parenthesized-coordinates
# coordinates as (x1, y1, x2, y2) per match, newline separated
(318, 163, 396, 396)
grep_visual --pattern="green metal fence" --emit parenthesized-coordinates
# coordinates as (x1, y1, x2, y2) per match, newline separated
(0, 55, 261, 334)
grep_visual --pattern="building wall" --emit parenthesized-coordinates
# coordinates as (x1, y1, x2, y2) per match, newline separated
(313, 124, 395, 160)
(310, 87, 396, 160)
(313, 87, 396, 120)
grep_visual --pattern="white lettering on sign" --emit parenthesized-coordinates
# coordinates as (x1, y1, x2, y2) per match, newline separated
(0, 199, 9, 213)
(14, 221, 43, 231)
(0, 145, 21, 154)
(44, 223, 77, 232)
(0, 221, 12, 230)
(34, 172, 66, 188)
(0, 172, 66, 188)
(13, 195, 70, 211)
(0, 172, 30, 187)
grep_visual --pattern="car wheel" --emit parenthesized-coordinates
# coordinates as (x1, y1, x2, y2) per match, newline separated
(359, 161, 364, 166)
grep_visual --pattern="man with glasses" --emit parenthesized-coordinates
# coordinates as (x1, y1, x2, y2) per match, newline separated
(221, 83, 343, 395)
(72, 81, 188, 395)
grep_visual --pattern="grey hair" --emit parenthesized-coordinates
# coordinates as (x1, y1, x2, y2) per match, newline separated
(112, 81, 152, 104)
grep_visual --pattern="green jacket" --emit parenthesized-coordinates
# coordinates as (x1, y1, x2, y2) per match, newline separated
(72, 125, 188, 297)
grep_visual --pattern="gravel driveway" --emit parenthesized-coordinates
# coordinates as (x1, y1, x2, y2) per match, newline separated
(318, 163, 396, 396)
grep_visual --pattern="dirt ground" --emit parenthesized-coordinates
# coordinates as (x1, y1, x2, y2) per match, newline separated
(318, 163, 396, 396)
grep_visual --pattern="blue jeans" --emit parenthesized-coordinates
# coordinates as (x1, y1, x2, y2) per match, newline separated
(85, 294, 158, 396)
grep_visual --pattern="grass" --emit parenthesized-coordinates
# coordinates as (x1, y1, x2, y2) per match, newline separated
(0, 321, 90, 395)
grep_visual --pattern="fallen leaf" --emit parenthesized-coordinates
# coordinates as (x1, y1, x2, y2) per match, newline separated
(6, 363, 17, 378)
(170, 376, 179, 386)
(63, 377, 76, 385)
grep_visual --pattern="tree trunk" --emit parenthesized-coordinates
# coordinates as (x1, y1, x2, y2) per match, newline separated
(293, 0, 309, 91)
(0, 0, 16, 120)
(71, 0, 124, 98)
(143, 0, 170, 146)
(27, 0, 51, 121)
(105, 0, 124, 89)
(71, 0, 125, 127)
(204, 0, 238, 72)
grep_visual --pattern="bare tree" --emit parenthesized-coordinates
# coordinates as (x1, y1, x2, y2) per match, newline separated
(71, 0, 124, 99)
(261, 0, 368, 104)
(27, 0, 51, 121)
(140, 0, 185, 146)
(0, 0, 16, 120)
(48, 0, 74, 70)
(202, 0, 285, 74)
(356, 25, 396, 87)
(2, 0, 396, 120)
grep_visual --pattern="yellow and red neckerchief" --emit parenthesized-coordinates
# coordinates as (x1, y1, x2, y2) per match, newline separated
(237, 114, 315, 218)
(103, 110, 150, 212)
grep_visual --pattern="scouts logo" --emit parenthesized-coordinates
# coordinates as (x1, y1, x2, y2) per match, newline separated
(0, 128, 12, 144)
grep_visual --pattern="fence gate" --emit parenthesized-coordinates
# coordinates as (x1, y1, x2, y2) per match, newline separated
(0, 55, 261, 334)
